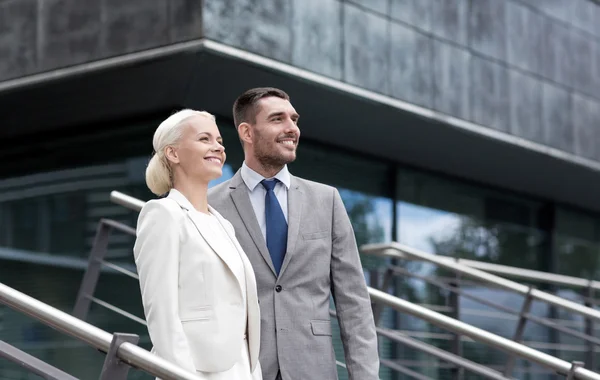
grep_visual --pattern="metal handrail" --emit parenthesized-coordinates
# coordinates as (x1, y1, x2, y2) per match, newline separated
(362, 243, 600, 324)
(368, 287, 600, 379)
(0, 282, 202, 380)
(363, 242, 600, 292)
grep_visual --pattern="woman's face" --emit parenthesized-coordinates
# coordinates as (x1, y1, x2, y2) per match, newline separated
(167, 115, 226, 183)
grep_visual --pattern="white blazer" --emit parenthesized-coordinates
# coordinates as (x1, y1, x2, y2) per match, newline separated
(133, 189, 261, 374)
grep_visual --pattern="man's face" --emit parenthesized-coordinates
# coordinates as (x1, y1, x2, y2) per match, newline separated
(249, 96, 300, 168)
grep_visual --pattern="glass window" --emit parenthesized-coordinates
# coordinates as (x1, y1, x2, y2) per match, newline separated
(395, 168, 552, 378)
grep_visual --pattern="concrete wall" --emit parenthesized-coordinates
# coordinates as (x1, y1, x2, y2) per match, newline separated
(0, 0, 202, 79)
(2, 0, 600, 162)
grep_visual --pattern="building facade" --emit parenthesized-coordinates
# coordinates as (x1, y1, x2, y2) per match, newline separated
(1, 0, 600, 379)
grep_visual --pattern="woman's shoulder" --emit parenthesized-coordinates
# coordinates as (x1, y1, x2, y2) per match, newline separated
(139, 197, 185, 222)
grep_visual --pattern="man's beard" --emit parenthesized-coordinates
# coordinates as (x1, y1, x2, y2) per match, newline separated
(254, 139, 296, 172)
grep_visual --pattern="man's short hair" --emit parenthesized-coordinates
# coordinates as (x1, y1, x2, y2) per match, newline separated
(233, 87, 290, 128)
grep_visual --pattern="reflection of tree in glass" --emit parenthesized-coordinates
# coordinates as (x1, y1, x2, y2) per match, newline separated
(426, 216, 548, 373)
(339, 189, 386, 271)
(429, 215, 540, 269)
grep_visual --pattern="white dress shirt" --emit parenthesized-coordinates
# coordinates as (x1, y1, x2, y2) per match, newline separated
(240, 162, 290, 241)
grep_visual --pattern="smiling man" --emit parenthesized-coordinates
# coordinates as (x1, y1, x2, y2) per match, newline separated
(208, 87, 380, 380)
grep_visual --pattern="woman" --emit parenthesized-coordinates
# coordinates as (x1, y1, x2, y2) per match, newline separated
(133, 109, 262, 380)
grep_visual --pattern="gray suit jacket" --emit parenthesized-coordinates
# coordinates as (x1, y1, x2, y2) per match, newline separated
(208, 170, 379, 380)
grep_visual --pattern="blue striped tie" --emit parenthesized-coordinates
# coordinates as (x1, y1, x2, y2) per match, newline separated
(261, 179, 287, 275)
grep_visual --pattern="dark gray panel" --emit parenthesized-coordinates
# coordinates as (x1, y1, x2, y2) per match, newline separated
(506, 1, 544, 74)
(203, 0, 292, 63)
(431, 0, 467, 46)
(170, 0, 203, 42)
(541, 19, 572, 85)
(103, 0, 169, 56)
(573, 93, 600, 160)
(390, 0, 432, 33)
(40, 0, 102, 70)
(542, 83, 574, 153)
(291, 0, 342, 79)
(0, 0, 37, 81)
(343, 3, 389, 94)
(470, 56, 509, 132)
(389, 23, 433, 108)
(432, 40, 469, 119)
(347, 0, 388, 15)
(570, 30, 593, 97)
(509, 71, 543, 144)
(468, 0, 506, 61)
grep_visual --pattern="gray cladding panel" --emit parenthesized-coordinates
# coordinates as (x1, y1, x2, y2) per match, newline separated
(521, 0, 572, 24)
(292, 0, 342, 79)
(0, 0, 37, 81)
(509, 71, 543, 144)
(541, 20, 572, 86)
(431, 0, 467, 46)
(506, 1, 544, 74)
(40, 0, 102, 70)
(594, 42, 600, 100)
(570, 30, 594, 97)
(347, 0, 388, 15)
(543, 83, 574, 153)
(169, 0, 204, 42)
(432, 41, 469, 119)
(103, 0, 169, 56)
(570, 0, 597, 36)
(203, 0, 292, 63)
(573, 93, 600, 160)
(390, 0, 432, 33)
(470, 56, 509, 132)
(468, 0, 506, 61)
(343, 3, 389, 94)
(389, 23, 433, 108)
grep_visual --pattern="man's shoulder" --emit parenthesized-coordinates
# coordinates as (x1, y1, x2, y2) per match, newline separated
(208, 178, 234, 202)
(293, 176, 336, 195)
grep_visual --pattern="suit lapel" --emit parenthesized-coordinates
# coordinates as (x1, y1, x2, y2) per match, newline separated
(228, 172, 278, 276)
(167, 190, 244, 291)
(278, 176, 303, 277)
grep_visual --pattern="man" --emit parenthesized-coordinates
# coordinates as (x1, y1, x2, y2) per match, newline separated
(208, 87, 379, 380)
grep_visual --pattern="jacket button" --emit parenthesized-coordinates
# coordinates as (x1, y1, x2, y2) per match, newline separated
(275, 285, 282, 293)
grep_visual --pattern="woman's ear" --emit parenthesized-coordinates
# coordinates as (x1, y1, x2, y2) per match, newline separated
(164, 145, 180, 164)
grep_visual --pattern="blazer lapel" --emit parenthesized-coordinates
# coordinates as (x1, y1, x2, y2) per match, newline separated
(212, 206, 261, 370)
(167, 190, 244, 291)
(278, 176, 303, 277)
(228, 172, 278, 276)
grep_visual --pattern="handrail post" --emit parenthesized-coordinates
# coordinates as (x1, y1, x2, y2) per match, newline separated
(568, 361, 585, 380)
(448, 269, 463, 380)
(99, 333, 140, 380)
(373, 268, 394, 326)
(585, 280, 596, 371)
(73, 220, 112, 320)
(503, 287, 535, 377)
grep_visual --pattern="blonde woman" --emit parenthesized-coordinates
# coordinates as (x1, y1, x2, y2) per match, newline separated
(133, 109, 262, 380)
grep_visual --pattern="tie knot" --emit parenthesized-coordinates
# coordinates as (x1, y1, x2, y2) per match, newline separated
(261, 179, 279, 192)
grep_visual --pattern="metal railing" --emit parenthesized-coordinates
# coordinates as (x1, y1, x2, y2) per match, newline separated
(0, 282, 204, 379)
(362, 242, 600, 374)
(93, 190, 600, 379)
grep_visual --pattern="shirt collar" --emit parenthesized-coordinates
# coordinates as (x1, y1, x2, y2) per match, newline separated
(241, 162, 291, 191)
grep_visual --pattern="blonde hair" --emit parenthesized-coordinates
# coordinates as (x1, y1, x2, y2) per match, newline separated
(146, 109, 216, 195)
